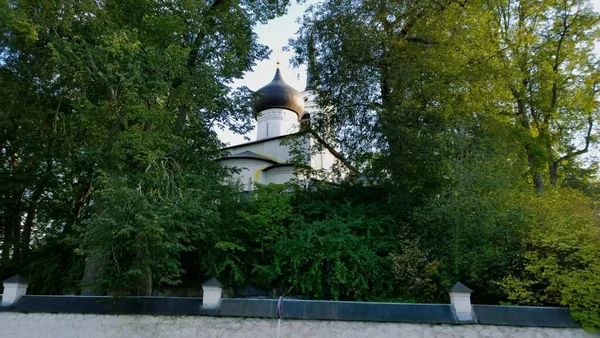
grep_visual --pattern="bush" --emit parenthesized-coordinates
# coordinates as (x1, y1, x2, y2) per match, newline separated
(502, 188, 600, 331)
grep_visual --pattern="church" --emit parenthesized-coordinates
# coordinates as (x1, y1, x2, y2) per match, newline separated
(217, 66, 347, 191)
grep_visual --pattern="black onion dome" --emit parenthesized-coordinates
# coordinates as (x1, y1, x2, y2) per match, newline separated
(252, 68, 304, 118)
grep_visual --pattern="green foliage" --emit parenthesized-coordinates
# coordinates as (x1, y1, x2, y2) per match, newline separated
(0, 0, 293, 294)
(288, 0, 600, 328)
(210, 184, 402, 300)
(79, 168, 224, 294)
(291, 0, 504, 198)
(389, 239, 440, 303)
(275, 215, 390, 300)
(411, 130, 529, 303)
(25, 238, 85, 295)
(237, 184, 294, 246)
(211, 183, 293, 286)
(490, 0, 600, 189)
(502, 189, 600, 331)
(1, 0, 599, 331)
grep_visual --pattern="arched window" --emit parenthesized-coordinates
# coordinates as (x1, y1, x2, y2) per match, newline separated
(300, 114, 311, 131)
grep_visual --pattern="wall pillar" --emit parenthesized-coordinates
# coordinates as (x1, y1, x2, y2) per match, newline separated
(1, 275, 28, 307)
(449, 282, 473, 322)
(202, 277, 223, 308)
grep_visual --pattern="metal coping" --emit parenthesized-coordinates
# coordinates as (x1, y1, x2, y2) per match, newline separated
(0, 296, 580, 328)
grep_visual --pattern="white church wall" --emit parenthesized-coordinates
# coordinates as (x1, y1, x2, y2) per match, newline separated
(301, 90, 341, 179)
(301, 90, 318, 118)
(256, 108, 299, 140)
(224, 136, 304, 164)
(218, 158, 271, 191)
(221, 133, 345, 186)
(306, 137, 344, 181)
(262, 166, 296, 185)
(222, 134, 344, 186)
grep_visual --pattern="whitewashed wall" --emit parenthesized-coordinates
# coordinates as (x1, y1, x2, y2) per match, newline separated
(301, 90, 318, 120)
(0, 313, 596, 338)
(225, 137, 297, 164)
(221, 131, 345, 187)
(256, 108, 299, 140)
(262, 166, 296, 185)
(219, 158, 271, 191)
(309, 139, 336, 172)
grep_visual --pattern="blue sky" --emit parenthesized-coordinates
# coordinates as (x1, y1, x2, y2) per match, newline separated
(218, 0, 600, 146)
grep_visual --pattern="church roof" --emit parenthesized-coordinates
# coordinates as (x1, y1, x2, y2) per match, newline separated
(252, 68, 304, 118)
(221, 134, 290, 151)
(220, 131, 356, 175)
(261, 163, 295, 171)
(217, 150, 279, 165)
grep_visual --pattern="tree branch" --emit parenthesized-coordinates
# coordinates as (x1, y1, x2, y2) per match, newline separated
(554, 117, 594, 164)
(306, 129, 358, 175)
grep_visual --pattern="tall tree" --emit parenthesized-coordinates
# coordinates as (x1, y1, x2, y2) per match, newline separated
(0, 0, 291, 295)
(291, 0, 507, 198)
(289, 0, 600, 323)
(292, 0, 600, 192)
(491, 0, 600, 189)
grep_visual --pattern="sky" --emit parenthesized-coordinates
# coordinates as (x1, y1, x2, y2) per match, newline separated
(217, 0, 317, 146)
(217, 0, 600, 147)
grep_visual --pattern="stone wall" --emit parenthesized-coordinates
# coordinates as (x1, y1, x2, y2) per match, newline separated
(0, 312, 597, 338)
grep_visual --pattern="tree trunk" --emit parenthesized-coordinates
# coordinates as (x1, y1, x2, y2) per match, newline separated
(81, 255, 106, 295)
(513, 88, 545, 191)
(2, 190, 24, 261)
(549, 161, 559, 186)
(1, 219, 13, 261)
(533, 171, 544, 191)
(18, 159, 52, 258)
(79, 173, 102, 296)
(71, 175, 94, 220)
(18, 203, 36, 258)
(136, 235, 152, 296)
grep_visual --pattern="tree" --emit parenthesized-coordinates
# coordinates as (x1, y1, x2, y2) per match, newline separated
(208, 183, 404, 301)
(274, 212, 392, 300)
(291, 0, 505, 198)
(502, 188, 600, 331)
(0, 0, 292, 295)
(412, 120, 530, 303)
(290, 0, 600, 322)
(292, 0, 600, 192)
(490, 0, 600, 190)
(209, 183, 294, 287)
